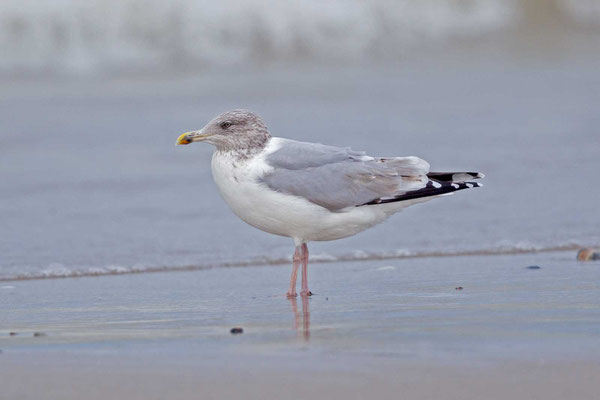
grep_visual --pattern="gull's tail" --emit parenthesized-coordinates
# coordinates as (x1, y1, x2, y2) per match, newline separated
(361, 171, 484, 206)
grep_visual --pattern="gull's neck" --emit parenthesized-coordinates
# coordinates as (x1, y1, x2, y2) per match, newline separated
(215, 136, 272, 162)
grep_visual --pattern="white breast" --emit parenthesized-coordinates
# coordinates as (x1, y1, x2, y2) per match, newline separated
(210, 138, 404, 244)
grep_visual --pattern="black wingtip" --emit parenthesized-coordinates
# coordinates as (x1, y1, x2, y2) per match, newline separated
(427, 171, 485, 182)
(359, 180, 481, 206)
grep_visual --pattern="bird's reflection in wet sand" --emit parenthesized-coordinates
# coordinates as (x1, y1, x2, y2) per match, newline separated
(288, 296, 310, 340)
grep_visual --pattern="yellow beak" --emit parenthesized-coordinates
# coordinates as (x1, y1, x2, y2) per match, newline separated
(176, 132, 193, 145)
(176, 131, 214, 145)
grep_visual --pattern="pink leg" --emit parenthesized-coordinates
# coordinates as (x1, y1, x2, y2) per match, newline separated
(300, 243, 312, 297)
(286, 246, 302, 297)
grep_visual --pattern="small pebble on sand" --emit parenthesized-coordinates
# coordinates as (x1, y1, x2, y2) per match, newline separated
(577, 248, 600, 261)
(33, 332, 47, 337)
(230, 327, 243, 334)
(526, 265, 541, 270)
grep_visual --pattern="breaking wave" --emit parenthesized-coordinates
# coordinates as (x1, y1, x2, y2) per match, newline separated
(1, 0, 598, 76)
(0, 243, 586, 282)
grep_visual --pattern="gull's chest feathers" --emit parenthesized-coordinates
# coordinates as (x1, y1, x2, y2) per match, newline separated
(210, 145, 315, 238)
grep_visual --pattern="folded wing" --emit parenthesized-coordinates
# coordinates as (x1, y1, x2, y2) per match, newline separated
(261, 139, 432, 211)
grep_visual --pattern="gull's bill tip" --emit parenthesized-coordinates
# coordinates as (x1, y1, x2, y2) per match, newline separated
(176, 132, 192, 146)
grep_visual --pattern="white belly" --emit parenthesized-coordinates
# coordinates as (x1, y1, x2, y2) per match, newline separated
(210, 149, 406, 244)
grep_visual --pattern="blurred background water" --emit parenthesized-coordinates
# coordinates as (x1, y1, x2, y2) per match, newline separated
(1, 0, 599, 280)
(1, 0, 600, 76)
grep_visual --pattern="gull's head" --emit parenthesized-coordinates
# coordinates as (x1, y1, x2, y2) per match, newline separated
(176, 109, 270, 152)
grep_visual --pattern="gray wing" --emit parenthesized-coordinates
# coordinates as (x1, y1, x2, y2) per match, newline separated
(264, 139, 369, 169)
(261, 139, 430, 211)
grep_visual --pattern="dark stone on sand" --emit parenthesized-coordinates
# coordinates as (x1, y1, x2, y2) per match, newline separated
(33, 332, 47, 337)
(9, 332, 17, 336)
(526, 265, 541, 270)
(230, 327, 243, 334)
(455, 287, 463, 290)
(577, 248, 600, 261)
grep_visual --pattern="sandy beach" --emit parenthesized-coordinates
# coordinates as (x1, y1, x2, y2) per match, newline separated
(2, 250, 599, 399)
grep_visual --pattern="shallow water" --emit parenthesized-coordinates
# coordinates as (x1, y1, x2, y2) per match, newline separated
(1, 58, 599, 280)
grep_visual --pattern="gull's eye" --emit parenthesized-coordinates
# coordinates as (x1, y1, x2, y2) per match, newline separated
(220, 121, 232, 129)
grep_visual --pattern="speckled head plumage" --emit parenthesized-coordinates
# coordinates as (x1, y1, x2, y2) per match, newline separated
(177, 110, 271, 156)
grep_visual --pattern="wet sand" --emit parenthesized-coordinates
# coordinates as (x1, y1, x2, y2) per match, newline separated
(2, 251, 599, 399)
(2, 357, 599, 400)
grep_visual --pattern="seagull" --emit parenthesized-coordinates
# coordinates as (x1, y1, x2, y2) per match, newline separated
(176, 110, 483, 297)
